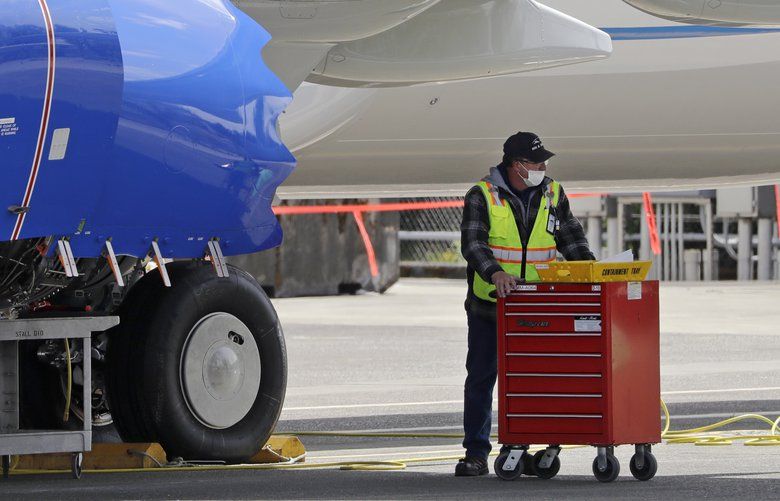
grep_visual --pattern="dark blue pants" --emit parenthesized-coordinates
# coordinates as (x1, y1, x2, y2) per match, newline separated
(462, 311, 497, 460)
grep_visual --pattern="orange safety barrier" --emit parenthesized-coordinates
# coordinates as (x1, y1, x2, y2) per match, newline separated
(272, 194, 602, 280)
(351, 210, 379, 278)
(272, 200, 465, 215)
(642, 192, 662, 256)
(775, 185, 780, 237)
(273, 201, 466, 279)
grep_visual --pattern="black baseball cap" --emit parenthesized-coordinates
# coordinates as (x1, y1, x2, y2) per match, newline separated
(503, 132, 555, 163)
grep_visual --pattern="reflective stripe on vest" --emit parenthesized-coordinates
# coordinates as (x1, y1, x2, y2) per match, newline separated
(471, 180, 560, 302)
(490, 244, 557, 264)
(484, 181, 505, 207)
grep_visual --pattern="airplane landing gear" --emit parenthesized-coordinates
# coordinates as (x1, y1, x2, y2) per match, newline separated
(106, 262, 286, 463)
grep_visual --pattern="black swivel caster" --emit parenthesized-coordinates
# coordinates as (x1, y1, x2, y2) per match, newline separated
(592, 446, 620, 483)
(630, 444, 657, 481)
(71, 453, 83, 480)
(531, 447, 561, 479)
(494, 447, 527, 481)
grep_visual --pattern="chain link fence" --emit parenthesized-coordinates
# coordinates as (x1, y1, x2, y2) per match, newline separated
(400, 197, 465, 276)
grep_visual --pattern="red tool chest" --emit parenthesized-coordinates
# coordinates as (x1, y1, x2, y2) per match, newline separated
(496, 281, 661, 482)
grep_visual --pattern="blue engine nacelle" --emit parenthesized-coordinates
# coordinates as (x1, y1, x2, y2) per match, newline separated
(0, 0, 295, 260)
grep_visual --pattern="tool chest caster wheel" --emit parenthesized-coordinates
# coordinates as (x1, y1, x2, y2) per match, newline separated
(531, 449, 561, 479)
(2, 455, 10, 479)
(71, 453, 83, 480)
(630, 447, 657, 481)
(592, 449, 620, 483)
(494, 449, 526, 480)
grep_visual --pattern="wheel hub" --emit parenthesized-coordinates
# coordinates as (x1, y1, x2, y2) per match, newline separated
(204, 344, 243, 398)
(180, 313, 261, 429)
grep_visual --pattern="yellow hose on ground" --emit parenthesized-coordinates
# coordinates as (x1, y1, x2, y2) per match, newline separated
(659, 398, 780, 446)
(9, 399, 780, 475)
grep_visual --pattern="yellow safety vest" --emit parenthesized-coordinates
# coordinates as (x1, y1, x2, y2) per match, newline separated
(472, 180, 560, 302)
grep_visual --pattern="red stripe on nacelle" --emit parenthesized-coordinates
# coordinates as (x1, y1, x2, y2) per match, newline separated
(11, 0, 55, 240)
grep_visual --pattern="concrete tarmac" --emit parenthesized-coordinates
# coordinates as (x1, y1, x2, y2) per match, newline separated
(2, 279, 779, 499)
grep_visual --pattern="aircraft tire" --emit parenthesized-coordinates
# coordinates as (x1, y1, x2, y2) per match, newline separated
(107, 262, 286, 463)
(106, 271, 168, 442)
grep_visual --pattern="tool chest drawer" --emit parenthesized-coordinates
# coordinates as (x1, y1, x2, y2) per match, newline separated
(505, 292, 601, 303)
(505, 353, 604, 373)
(505, 374, 603, 394)
(505, 334, 602, 354)
(504, 313, 602, 334)
(506, 415, 604, 435)
(510, 283, 604, 296)
(504, 302, 602, 315)
(506, 395, 603, 414)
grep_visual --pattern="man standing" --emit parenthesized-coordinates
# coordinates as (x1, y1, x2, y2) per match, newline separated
(456, 132, 595, 476)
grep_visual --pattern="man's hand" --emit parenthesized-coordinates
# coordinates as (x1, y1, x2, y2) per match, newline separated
(491, 271, 517, 298)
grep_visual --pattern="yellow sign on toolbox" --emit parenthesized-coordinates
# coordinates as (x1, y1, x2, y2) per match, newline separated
(533, 260, 652, 283)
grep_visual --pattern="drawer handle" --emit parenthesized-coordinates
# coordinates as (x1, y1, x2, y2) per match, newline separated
(507, 393, 602, 398)
(506, 333, 601, 337)
(506, 303, 601, 307)
(507, 373, 602, 378)
(507, 352, 602, 358)
(507, 312, 601, 317)
(507, 413, 603, 419)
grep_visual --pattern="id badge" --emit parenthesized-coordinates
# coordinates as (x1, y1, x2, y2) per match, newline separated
(547, 213, 556, 234)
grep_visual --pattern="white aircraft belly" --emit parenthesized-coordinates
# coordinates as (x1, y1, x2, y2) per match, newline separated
(234, 0, 441, 43)
(624, 0, 780, 25)
(277, 2, 780, 198)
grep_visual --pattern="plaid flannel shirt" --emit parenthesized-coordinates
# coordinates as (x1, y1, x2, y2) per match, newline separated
(461, 173, 595, 321)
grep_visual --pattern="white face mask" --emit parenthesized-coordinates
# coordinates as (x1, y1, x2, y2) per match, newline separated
(516, 161, 546, 187)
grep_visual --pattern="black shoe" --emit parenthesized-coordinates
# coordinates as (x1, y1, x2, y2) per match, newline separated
(455, 456, 489, 477)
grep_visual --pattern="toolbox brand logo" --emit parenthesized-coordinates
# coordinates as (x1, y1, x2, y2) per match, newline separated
(515, 319, 550, 328)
